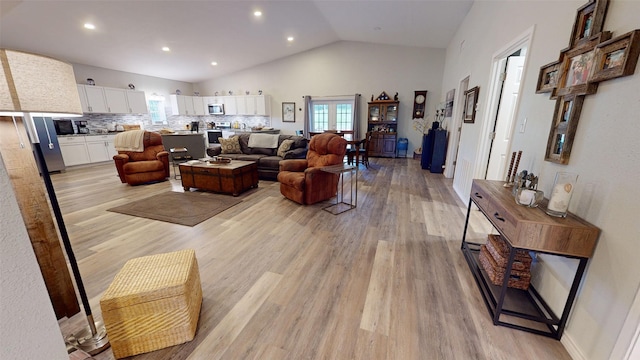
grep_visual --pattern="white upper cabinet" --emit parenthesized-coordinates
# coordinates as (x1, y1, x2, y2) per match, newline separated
(103, 88, 129, 114)
(220, 95, 270, 116)
(77, 85, 148, 114)
(170, 95, 196, 116)
(126, 90, 148, 114)
(224, 96, 238, 115)
(191, 96, 207, 116)
(247, 95, 270, 116)
(79, 85, 109, 113)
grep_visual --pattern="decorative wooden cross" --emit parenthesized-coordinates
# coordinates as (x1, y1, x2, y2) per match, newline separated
(535, 0, 640, 164)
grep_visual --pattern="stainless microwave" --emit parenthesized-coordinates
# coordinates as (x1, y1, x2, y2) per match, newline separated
(208, 104, 224, 115)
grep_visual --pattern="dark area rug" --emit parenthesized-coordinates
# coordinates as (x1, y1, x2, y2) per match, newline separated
(107, 191, 242, 226)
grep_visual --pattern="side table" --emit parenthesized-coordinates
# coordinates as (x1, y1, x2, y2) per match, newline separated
(461, 179, 599, 339)
(321, 164, 357, 215)
(170, 147, 192, 180)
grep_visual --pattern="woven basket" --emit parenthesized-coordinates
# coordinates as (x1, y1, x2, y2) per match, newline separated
(479, 245, 531, 290)
(486, 234, 532, 271)
(100, 249, 202, 359)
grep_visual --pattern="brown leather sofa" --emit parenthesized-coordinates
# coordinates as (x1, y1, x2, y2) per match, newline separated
(113, 131, 170, 185)
(277, 133, 347, 205)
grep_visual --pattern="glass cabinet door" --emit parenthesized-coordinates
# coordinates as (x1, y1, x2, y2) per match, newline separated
(369, 105, 380, 122)
(385, 104, 398, 122)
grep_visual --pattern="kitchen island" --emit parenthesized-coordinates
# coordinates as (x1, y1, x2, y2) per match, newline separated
(161, 133, 207, 159)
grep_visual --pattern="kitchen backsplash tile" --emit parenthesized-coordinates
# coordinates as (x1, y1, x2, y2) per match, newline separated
(58, 114, 271, 134)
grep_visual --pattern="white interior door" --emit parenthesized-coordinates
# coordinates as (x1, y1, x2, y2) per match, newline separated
(486, 56, 525, 180)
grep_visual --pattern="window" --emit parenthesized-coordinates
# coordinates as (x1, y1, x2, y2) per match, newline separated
(309, 97, 354, 138)
(148, 95, 167, 125)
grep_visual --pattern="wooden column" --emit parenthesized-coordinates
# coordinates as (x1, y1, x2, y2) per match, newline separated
(0, 116, 79, 319)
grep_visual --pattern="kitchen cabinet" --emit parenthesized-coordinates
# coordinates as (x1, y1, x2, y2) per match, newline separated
(224, 96, 238, 115)
(191, 96, 207, 116)
(223, 95, 270, 116)
(126, 90, 148, 114)
(78, 84, 109, 113)
(170, 94, 197, 116)
(86, 135, 117, 163)
(368, 97, 399, 158)
(77, 85, 148, 114)
(59, 136, 91, 166)
(103, 88, 129, 114)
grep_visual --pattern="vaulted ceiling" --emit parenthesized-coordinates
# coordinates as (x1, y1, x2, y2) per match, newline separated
(0, 1, 473, 83)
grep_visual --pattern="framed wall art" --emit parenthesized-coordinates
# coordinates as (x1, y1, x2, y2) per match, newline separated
(282, 102, 295, 122)
(589, 30, 640, 82)
(545, 94, 585, 164)
(553, 32, 610, 98)
(569, 0, 609, 47)
(536, 60, 561, 93)
(463, 86, 479, 124)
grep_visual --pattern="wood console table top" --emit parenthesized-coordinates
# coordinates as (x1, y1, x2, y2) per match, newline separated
(471, 180, 599, 258)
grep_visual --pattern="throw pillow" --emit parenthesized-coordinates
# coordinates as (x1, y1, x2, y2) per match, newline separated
(277, 139, 295, 158)
(219, 136, 242, 154)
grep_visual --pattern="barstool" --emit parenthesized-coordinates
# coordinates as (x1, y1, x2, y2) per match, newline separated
(169, 147, 191, 179)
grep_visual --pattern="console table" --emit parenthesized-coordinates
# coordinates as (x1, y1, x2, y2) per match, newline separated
(461, 179, 599, 339)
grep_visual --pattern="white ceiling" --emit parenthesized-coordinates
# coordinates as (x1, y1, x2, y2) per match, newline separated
(0, 0, 473, 84)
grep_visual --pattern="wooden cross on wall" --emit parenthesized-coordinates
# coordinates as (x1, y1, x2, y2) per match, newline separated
(535, 0, 640, 164)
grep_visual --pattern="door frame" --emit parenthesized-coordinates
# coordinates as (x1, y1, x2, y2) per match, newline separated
(484, 54, 525, 180)
(472, 26, 535, 181)
(444, 76, 469, 179)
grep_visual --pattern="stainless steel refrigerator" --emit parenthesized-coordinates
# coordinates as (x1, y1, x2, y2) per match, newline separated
(32, 116, 66, 172)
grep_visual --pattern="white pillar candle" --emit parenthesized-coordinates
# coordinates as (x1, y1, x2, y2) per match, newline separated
(548, 183, 573, 212)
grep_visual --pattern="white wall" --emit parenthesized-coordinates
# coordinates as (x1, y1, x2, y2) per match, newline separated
(0, 155, 69, 360)
(72, 63, 194, 101)
(197, 41, 447, 153)
(441, 1, 640, 359)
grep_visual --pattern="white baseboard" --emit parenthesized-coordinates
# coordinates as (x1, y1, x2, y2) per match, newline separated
(562, 331, 586, 360)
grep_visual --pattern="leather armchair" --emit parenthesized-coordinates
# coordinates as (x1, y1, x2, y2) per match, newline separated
(277, 133, 347, 205)
(113, 131, 170, 185)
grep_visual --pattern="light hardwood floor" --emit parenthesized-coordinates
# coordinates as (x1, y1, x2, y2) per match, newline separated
(55, 158, 572, 360)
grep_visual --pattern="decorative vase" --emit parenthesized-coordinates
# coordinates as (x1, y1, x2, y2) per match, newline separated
(545, 172, 578, 217)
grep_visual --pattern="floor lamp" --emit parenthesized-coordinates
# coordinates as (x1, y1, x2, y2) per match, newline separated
(0, 49, 110, 355)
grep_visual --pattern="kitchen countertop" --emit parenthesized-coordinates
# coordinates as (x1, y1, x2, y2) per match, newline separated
(58, 132, 121, 137)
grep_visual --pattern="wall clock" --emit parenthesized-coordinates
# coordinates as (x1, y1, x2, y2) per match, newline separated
(413, 90, 428, 118)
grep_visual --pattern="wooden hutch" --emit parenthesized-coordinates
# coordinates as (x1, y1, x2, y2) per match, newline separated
(367, 92, 398, 158)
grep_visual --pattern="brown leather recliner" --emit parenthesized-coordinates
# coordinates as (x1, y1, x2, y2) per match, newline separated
(113, 131, 170, 185)
(277, 132, 347, 205)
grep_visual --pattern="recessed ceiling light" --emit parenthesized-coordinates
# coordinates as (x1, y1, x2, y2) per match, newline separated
(254, 11, 262, 17)
(211, 61, 218, 66)
(83, 23, 95, 30)
(162, 46, 170, 52)
(287, 36, 294, 42)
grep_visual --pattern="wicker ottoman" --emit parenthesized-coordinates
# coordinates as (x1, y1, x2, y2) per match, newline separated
(100, 249, 202, 359)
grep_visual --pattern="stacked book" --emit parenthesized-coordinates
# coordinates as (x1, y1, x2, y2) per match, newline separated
(479, 234, 532, 290)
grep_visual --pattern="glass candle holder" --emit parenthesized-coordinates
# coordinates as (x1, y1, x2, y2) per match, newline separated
(515, 188, 544, 207)
(546, 172, 578, 217)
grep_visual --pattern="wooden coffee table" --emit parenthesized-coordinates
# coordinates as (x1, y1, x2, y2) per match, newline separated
(179, 160, 258, 196)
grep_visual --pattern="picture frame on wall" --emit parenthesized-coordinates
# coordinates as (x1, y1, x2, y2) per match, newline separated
(444, 89, 455, 117)
(545, 94, 585, 164)
(536, 60, 562, 93)
(552, 32, 611, 98)
(569, 0, 609, 47)
(589, 30, 640, 82)
(463, 86, 479, 124)
(282, 102, 295, 122)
